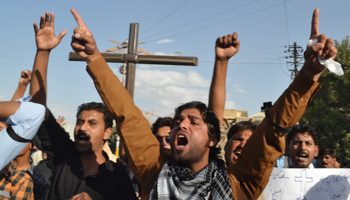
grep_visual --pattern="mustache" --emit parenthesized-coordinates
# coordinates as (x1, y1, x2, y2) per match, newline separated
(76, 130, 91, 140)
(297, 150, 309, 157)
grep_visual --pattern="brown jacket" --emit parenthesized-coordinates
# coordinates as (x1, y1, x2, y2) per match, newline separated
(87, 57, 320, 200)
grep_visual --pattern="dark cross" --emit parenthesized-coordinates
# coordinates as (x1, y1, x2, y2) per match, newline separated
(69, 23, 198, 98)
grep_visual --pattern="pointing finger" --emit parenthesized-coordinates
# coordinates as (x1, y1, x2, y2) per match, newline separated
(310, 8, 319, 40)
(70, 8, 88, 32)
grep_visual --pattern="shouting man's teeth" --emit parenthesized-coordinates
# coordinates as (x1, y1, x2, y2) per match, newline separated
(177, 134, 188, 147)
(298, 154, 308, 161)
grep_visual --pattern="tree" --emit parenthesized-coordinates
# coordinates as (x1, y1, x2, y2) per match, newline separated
(300, 36, 350, 166)
(108, 126, 118, 154)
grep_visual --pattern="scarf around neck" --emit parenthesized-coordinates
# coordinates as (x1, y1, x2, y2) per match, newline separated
(150, 159, 232, 200)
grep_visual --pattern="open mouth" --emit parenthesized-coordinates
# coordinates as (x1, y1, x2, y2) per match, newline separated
(234, 151, 241, 157)
(76, 132, 90, 144)
(177, 134, 188, 148)
(232, 150, 242, 161)
(297, 153, 308, 161)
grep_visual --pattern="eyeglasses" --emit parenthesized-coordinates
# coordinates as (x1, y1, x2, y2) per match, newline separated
(156, 136, 171, 145)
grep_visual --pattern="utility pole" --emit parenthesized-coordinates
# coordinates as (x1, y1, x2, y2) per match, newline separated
(285, 42, 303, 80)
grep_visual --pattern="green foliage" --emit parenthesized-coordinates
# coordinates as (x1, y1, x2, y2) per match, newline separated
(108, 126, 118, 154)
(300, 36, 350, 166)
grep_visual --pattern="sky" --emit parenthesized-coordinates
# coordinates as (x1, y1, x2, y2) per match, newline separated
(1, 0, 350, 123)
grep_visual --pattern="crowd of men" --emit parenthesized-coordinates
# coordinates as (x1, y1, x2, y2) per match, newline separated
(0, 7, 345, 200)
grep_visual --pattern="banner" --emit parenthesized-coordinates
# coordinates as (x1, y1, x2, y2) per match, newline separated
(263, 168, 350, 200)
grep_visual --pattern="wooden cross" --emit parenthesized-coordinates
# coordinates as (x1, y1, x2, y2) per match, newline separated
(69, 23, 198, 99)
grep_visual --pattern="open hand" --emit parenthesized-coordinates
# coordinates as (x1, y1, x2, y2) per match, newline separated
(56, 115, 66, 126)
(33, 12, 67, 51)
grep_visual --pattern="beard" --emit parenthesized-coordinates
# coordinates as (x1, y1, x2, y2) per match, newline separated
(171, 139, 210, 169)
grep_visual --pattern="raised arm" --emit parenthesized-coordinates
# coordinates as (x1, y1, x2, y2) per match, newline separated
(227, 8, 338, 200)
(70, 9, 166, 198)
(11, 70, 32, 101)
(29, 12, 71, 164)
(30, 11, 66, 113)
(208, 32, 240, 126)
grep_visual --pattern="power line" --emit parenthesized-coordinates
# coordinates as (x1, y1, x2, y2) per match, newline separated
(140, 0, 191, 36)
(143, 0, 292, 43)
(283, 0, 290, 45)
(0, 42, 71, 51)
(140, 0, 260, 40)
(285, 42, 303, 80)
(179, 46, 285, 54)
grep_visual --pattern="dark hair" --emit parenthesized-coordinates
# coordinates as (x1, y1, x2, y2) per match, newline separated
(286, 124, 318, 145)
(152, 117, 173, 135)
(319, 148, 336, 158)
(76, 102, 113, 129)
(173, 101, 220, 160)
(227, 121, 257, 140)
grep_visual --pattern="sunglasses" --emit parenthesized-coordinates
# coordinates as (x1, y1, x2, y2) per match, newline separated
(156, 136, 171, 145)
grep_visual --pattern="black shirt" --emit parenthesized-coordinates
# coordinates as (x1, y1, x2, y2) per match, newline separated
(37, 111, 137, 200)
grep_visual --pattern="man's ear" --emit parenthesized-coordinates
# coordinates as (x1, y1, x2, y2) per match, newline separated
(315, 145, 319, 157)
(209, 137, 218, 148)
(103, 127, 112, 140)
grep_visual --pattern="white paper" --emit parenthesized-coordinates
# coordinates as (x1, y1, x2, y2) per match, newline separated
(263, 168, 350, 200)
(307, 39, 344, 76)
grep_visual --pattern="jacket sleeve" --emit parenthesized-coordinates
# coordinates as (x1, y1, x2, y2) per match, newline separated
(227, 71, 320, 200)
(0, 102, 45, 171)
(36, 110, 73, 168)
(86, 57, 169, 193)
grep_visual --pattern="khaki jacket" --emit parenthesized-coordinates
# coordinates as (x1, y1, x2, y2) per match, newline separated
(87, 57, 320, 200)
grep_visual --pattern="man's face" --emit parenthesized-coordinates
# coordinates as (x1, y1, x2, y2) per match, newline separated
(225, 129, 253, 166)
(288, 132, 319, 168)
(17, 142, 32, 158)
(319, 154, 336, 168)
(74, 110, 111, 154)
(156, 126, 171, 155)
(171, 108, 215, 171)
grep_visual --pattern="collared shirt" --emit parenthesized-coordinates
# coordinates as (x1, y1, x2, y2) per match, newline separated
(0, 163, 34, 200)
(0, 99, 45, 171)
(275, 155, 286, 168)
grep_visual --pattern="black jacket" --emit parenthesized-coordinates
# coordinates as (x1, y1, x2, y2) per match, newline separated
(37, 111, 137, 200)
